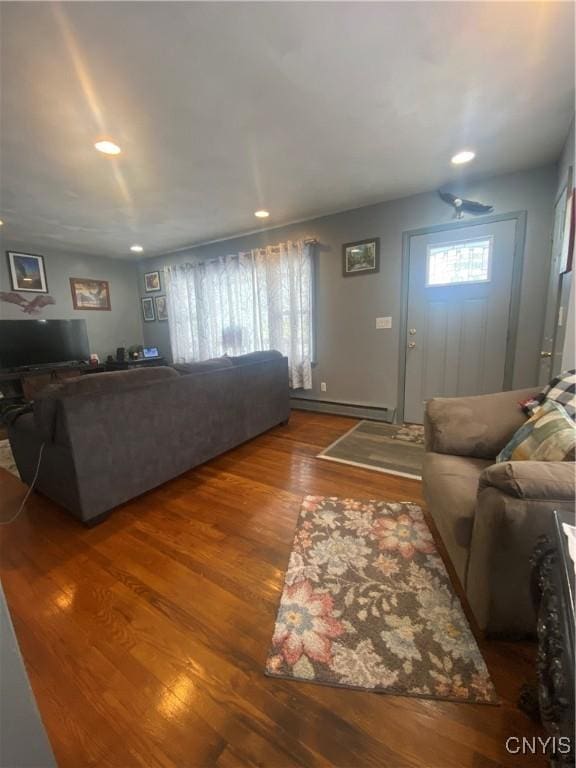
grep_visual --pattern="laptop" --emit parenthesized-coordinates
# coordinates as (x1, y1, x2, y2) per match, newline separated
(142, 347, 160, 359)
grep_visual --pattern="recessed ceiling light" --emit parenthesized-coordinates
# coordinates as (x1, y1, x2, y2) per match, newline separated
(94, 140, 121, 156)
(254, 210, 270, 218)
(130, 244, 144, 253)
(451, 150, 475, 165)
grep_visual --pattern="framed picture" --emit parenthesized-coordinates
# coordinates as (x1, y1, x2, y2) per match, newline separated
(6, 251, 48, 293)
(70, 278, 111, 310)
(141, 296, 155, 322)
(342, 238, 380, 276)
(155, 295, 168, 321)
(144, 271, 161, 292)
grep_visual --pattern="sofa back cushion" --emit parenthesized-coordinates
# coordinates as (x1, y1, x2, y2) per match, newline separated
(172, 357, 233, 376)
(424, 388, 537, 460)
(34, 366, 179, 442)
(228, 350, 283, 366)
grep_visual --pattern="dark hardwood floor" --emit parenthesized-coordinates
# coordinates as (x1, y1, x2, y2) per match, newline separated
(0, 410, 545, 767)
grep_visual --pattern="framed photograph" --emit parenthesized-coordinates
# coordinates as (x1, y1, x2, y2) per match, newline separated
(144, 271, 161, 292)
(342, 238, 380, 276)
(141, 296, 155, 322)
(155, 295, 168, 321)
(7, 251, 48, 293)
(70, 278, 111, 310)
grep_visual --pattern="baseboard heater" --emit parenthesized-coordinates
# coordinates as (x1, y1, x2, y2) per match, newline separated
(290, 397, 394, 423)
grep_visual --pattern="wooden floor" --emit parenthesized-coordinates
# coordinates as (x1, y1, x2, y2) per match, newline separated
(0, 411, 546, 768)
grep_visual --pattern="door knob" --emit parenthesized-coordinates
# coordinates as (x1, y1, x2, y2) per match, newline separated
(408, 342, 416, 349)
(409, 328, 417, 336)
(540, 351, 552, 358)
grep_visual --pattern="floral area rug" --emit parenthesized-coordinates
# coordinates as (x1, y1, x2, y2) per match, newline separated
(266, 496, 498, 704)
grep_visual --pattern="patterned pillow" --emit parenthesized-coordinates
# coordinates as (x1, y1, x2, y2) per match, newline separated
(497, 400, 576, 462)
(522, 369, 576, 421)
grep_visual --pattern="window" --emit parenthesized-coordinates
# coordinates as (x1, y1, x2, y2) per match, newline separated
(426, 237, 492, 287)
(165, 240, 315, 389)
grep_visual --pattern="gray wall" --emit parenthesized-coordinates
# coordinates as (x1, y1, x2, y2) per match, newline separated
(0, 586, 56, 767)
(0, 240, 143, 361)
(138, 164, 556, 413)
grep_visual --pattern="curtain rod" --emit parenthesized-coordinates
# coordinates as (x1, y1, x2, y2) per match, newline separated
(168, 238, 319, 268)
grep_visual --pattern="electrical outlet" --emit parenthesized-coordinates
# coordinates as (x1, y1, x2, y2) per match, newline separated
(376, 316, 392, 329)
(320, 382, 327, 392)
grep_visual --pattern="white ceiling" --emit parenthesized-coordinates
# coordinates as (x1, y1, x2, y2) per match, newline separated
(1, 1, 574, 259)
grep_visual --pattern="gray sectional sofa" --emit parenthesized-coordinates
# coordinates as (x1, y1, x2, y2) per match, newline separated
(7, 351, 290, 525)
(422, 387, 575, 637)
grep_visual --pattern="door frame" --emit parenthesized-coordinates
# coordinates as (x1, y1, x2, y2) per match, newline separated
(396, 210, 527, 424)
(538, 166, 573, 384)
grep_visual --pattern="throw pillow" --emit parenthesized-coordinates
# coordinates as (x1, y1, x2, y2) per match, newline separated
(522, 369, 576, 421)
(497, 400, 576, 463)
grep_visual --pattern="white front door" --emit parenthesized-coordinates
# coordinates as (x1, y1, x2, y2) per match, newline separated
(403, 220, 517, 424)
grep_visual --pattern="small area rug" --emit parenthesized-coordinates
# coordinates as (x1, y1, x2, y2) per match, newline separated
(317, 421, 425, 479)
(0, 439, 19, 478)
(266, 496, 497, 704)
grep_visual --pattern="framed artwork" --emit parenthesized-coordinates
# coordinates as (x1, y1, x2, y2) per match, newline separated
(144, 271, 161, 292)
(70, 278, 111, 311)
(155, 295, 168, 321)
(141, 296, 155, 322)
(7, 251, 48, 293)
(342, 238, 380, 276)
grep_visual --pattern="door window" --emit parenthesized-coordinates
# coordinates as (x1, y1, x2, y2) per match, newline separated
(426, 237, 492, 287)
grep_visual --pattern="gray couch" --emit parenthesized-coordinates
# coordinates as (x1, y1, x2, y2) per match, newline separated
(423, 388, 575, 637)
(8, 351, 290, 525)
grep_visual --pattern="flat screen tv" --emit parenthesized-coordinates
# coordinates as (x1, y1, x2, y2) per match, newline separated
(0, 319, 90, 370)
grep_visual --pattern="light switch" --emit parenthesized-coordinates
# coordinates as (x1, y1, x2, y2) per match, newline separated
(376, 316, 392, 329)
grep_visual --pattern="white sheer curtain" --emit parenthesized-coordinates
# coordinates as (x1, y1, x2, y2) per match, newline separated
(165, 239, 314, 389)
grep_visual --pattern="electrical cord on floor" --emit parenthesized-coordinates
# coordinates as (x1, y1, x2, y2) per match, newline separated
(0, 442, 45, 526)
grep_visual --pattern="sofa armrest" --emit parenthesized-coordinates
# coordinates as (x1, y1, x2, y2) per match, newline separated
(424, 387, 538, 459)
(479, 461, 576, 501)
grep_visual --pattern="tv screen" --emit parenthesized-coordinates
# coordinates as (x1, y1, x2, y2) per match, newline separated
(0, 319, 90, 370)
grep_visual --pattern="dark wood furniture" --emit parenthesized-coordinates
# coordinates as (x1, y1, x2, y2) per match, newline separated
(0, 358, 166, 405)
(104, 357, 166, 371)
(528, 510, 575, 766)
(0, 363, 105, 404)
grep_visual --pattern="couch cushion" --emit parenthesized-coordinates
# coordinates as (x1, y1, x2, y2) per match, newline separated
(34, 366, 179, 442)
(425, 389, 535, 460)
(497, 400, 576, 463)
(479, 460, 576, 500)
(7, 411, 35, 435)
(36, 366, 178, 399)
(522, 368, 576, 420)
(228, 350, 283, 366)
(422, 452, 492, 587)
(172, 357, 233, 376)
